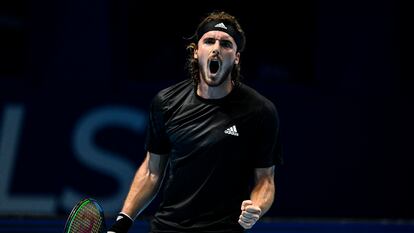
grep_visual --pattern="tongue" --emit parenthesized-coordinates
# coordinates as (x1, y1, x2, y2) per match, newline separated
(209, 61, 219, 74)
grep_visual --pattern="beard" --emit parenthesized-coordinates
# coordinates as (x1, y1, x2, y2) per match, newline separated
(199, 64, 233, 87)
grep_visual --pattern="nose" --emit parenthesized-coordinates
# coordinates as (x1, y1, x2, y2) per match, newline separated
(211, 41, 220, 55)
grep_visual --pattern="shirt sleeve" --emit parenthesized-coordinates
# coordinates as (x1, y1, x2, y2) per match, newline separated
(144, 94, 171, 155)
(253, 100, 283, 168)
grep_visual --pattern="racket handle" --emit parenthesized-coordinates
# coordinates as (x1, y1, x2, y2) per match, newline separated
(107, 212, 133, 233)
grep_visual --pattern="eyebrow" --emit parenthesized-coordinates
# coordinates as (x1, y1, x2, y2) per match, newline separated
(203, 37, 233, 43)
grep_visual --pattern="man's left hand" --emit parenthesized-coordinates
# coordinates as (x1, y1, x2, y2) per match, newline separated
(238, 200, 261, 229)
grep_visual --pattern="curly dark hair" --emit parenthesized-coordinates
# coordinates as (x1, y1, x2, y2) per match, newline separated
(185, 11, 246, 86)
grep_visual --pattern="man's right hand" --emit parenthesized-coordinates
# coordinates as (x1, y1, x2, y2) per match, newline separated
(107, 212, 133, 233)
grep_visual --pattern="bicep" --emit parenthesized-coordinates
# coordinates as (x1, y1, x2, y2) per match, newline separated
(253, 102, 283, 167)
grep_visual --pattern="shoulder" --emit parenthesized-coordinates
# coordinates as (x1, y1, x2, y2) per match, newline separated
(237, 83, 278, 116)
(238, 84, 280, 133)
(151, 79, 193, 107)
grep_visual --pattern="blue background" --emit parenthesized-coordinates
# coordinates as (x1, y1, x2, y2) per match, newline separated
(0, 1, 410, 231)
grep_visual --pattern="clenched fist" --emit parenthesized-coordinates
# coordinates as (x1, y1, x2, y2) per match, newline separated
(238, 200, 261, 229)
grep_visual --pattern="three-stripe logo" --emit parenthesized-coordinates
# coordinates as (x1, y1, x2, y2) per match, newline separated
(224, 125, 239, 136)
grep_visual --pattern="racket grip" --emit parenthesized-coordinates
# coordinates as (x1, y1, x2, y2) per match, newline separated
(107, 212, 133, 233)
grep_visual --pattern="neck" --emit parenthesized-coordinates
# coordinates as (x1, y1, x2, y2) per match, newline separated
(197, 79, 233, 99)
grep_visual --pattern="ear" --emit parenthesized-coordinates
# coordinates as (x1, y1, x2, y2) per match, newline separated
(234, 52, 240, 65)
(193, 49, 198, 59)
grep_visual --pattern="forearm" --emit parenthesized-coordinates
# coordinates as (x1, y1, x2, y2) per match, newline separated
(121, 155, 164, 218)
(238, 167, 275, 230)
(250, 170, 275, 216)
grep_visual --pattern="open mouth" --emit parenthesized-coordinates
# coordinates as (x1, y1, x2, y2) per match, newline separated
(209, 60, 220, 74)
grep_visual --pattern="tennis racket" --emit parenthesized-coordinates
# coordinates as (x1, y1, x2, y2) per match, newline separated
(63, 198, 107, 233)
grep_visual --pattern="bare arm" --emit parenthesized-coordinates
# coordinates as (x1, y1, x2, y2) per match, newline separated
(239, 166, 275, 229)
(120, 151, 168, 219)
(250, 166, 275, 215)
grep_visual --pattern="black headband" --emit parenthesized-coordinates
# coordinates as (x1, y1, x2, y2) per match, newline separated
(196, 20, 243, 51)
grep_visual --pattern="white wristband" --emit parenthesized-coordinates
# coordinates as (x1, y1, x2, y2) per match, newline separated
(119, 212, 134, 221)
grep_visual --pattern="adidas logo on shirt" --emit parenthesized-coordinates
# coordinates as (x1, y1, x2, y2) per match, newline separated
(224, 125, 239, 136)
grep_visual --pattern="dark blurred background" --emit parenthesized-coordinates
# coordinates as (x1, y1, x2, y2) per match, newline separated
(0, 0, 409, 225)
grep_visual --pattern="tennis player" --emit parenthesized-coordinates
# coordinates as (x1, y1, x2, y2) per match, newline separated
(108, 11, 283, 233)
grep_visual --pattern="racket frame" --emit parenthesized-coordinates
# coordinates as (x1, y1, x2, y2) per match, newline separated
(63, 198, 106, 233)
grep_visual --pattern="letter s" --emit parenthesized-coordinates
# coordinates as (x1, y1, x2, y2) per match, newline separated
(61, 106, 146, 214)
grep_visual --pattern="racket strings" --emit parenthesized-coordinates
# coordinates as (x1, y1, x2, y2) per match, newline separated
(69, 202, 103, 233)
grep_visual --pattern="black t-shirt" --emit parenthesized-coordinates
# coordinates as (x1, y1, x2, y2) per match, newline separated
(145, 79, 282, 233)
